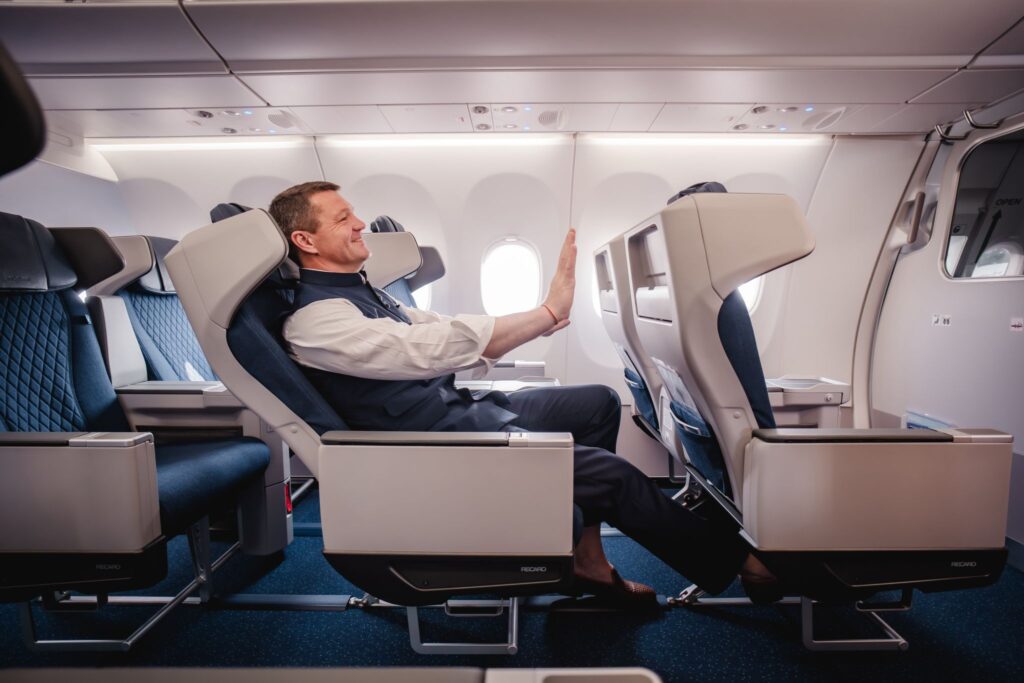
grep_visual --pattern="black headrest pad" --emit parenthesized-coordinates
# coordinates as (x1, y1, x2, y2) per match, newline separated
(136, 236, 179, 294)
(370, 216, 405, 233)
(0, 41, 45, 179)
(50, 227, 126, 292)
(0, 212, 77, 291)
(210, 203, 253, 223)
(667, 181, 728, 205)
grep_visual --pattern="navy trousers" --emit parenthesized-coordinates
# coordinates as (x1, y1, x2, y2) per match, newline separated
(504, 384, 748, 594)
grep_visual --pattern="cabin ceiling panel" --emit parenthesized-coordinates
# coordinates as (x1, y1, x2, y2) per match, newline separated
(865, 104, 987, 134)
(239, 69, 952, 108)
(910, 69, 1024, 105)
(28, 76, 265, 111)
(0, 1, 225, 76)
(183, 0, 1020, 69)
(974, 17, 1024, 67)
(43, 108, 310, 139)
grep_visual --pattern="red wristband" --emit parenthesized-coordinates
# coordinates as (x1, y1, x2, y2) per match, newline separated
(541, 303, 559, 324)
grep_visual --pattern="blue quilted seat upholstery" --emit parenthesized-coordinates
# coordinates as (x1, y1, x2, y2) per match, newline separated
(0, 211, 269, 539)
(119, 236, 217, 381)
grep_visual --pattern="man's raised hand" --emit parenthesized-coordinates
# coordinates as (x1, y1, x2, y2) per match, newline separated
(543, 228, 577, 322)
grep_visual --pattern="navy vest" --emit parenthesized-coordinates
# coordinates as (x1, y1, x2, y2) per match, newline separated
(292, 269, 517, 432)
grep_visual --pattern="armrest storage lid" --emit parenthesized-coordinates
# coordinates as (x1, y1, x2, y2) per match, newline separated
(752, 428, 953, 443)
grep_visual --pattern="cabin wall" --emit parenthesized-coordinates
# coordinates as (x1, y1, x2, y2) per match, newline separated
(872, 123, 1024, 556)
(0, 160, 134, 234)
(758, 136, 926, 383)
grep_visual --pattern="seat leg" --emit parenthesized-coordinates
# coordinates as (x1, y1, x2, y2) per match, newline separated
(407, 598, 520, 655)
(188, 516, 213, 603)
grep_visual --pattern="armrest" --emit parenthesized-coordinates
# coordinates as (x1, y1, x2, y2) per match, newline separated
(743, 428, 1012, 551)
(322, 431, 571, 447)
(318, 434, 574, 556)
(0, 432, 89, 446)
(752, 428, 953, 443)
(117, 380, 245, 410)
(0, 433, 161, 552)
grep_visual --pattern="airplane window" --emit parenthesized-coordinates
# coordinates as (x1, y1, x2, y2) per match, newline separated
(480, 238, 542, 316)
(738, 276, 764, 312)
(412, 283, 433, 310)
(945, 129, 1024, 279)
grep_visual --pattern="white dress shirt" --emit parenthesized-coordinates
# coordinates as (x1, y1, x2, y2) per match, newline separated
(283, 296, 497, 381)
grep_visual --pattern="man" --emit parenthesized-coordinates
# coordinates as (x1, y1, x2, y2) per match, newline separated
(272, 181, 781, 606)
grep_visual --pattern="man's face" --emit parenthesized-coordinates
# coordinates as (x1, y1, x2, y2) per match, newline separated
(301, 191, 369, 271)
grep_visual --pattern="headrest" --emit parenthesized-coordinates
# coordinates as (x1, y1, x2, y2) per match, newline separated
(136, 236, 180, 295)
(49, 228, 127, 292)
(0, 41, 45, 178)
(210, 203, 254, 223)
(0, 212, 77, 291)
(664, 193, 813, 299)
(667, 181, 727, 205)
(370, 215, 406, 233)
(406, 246, 446, 292)
(362, 232, 423, 288)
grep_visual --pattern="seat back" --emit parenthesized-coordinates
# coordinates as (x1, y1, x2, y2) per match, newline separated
(0, 212, 129, 433)
(594, 237, 662, 436)
(369, 215, 447, 307)
(113, 236, 217, 382)
(166, 210, 348, 477)
(624, 193, 813, 509)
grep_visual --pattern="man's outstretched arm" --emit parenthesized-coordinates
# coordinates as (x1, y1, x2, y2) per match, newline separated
(483, 228, 576, 359)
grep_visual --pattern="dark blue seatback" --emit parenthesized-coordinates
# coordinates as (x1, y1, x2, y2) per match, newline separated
(369, 215, 417, 307)
(227, 276, 348, 436)
(0, 213, 129, 433)
(118, 236, 217, 381)
(662, 182, 776, 497)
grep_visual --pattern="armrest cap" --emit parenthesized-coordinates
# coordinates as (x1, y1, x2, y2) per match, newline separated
(752, 428, 953, 443)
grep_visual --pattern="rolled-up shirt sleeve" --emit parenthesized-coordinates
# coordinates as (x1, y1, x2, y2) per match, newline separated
(283, 298, 497, 380)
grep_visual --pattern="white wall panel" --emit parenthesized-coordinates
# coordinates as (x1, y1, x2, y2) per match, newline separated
(0, 161, 134, 236)
(762, 137, 925, 382)
(569, 135, 833, 393)
(97, 139, 322, 239)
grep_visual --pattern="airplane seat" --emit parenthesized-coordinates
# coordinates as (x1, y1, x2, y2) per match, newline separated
(166, 209, 575, 654)
(0, 211, 270, 609)
(369, 215, 446, 308)
(118, 236, 217, 381)
(621, 191, 1013, 611)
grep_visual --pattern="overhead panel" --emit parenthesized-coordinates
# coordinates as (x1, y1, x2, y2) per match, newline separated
(183, 0, 1019, 71)
(28, 76, 265, 111)
(487, 104, 618, 132)
(44, 108, 311, 139)
(378, 105, 473, 133)
(608, 104, 663, 132)
(649, 104, 753, 132)
(239, 69, 952, 108)
(287, 106, 393, 134)
(910, 69, 1024, 104)
(0, 1, 225, 76)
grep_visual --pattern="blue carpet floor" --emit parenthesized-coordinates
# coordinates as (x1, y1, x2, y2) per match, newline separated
(2, 488, 1023, 682)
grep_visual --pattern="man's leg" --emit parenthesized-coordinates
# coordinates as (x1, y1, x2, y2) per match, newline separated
(506, 384, 621, 452)
(573, 444, 748, 594)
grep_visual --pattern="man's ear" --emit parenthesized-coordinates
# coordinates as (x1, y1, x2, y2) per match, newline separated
(291, 230, 318, 255)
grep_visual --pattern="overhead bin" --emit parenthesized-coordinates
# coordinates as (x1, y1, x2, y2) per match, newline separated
(0, 1, 226, 76)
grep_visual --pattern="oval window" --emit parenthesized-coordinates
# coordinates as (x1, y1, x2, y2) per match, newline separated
(738, 276, 764, 313)
(480, 238, 542, 316)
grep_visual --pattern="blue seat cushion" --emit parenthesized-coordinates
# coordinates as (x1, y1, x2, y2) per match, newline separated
(155, 436, 269, 536)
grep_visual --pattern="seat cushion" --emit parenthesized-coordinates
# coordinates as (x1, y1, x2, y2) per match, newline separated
(155, 436, 270, 536)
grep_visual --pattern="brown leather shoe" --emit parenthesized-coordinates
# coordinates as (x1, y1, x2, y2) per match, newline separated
(572, 569, 659, 609)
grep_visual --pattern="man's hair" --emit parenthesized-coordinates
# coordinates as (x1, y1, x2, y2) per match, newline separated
(268, 180, 340, 262)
